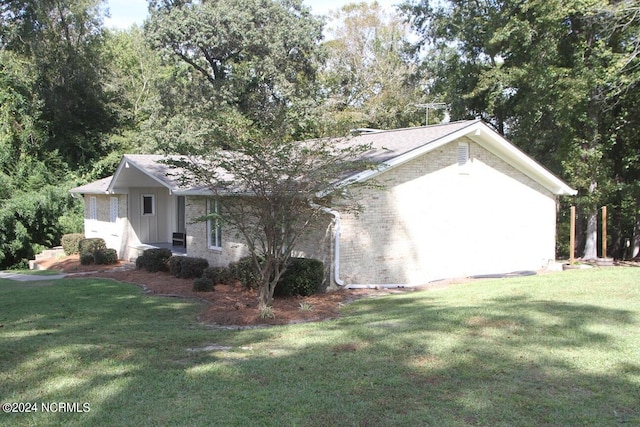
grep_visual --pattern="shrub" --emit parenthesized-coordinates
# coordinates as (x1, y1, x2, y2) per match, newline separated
(168, 256, 184, 276)
(78, 238, 107, 256)
(175, 257, 209, 279)
(80, 253, 95, 265)
(203, 266, 233, 285)
(136, 248, 172, 272)
(95, 248, 118, 265)
(275, 258, 325, 297)
(61, 233, 85, 255)
(193, 277, 214, 292)
(229, 256, 262, 289)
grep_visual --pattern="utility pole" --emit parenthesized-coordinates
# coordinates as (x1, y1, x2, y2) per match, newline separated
(415, 102, 447, 126)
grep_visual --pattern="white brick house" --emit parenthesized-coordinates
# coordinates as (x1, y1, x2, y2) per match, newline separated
(70, 120, 575, 288)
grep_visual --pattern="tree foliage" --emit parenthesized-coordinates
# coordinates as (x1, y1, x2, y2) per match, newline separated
(0, 0, 110, 268)
(145, 0, 324, 140)
(2, 0, 117, 167)
(319, 2, 424, 133)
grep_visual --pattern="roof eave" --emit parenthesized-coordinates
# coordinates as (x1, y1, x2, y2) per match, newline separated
(467, 123, 577, 196)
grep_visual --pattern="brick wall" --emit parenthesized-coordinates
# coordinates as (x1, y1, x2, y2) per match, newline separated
(185, 196, 335, 287)
(337, 137, 558, 285)
(185, 196, 248, 266)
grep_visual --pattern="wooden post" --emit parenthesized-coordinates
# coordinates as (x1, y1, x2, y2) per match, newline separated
(602, 206, 607, 259)
(570, 206, 576, 265)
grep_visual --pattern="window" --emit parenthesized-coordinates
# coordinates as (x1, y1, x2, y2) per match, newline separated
(110, 197, 118, 223)
(89, 196, 97, 221)
(207, 199, 222, 249)
(142, 194, 155, 216)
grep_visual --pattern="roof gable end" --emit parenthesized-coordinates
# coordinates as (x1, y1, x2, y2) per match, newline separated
(342, 120, 576, 196)
(108, 155, 179, 193)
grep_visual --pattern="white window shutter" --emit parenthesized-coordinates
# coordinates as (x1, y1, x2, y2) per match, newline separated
(110, 197, 118, 223)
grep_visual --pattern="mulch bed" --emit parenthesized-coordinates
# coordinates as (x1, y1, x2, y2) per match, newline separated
(35, 255, 399, 327)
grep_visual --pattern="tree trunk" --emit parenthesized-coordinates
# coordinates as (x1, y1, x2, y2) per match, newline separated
(630, 195, 640, 259)
(256, 256, 286, 317)
(258, 280, 273, 312)
(583, 208, 598, 260)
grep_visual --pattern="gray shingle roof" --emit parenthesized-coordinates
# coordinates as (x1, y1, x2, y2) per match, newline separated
(69, 176, 114, 194)
(68, 120, 576, 197)
(348, 120, 478, 163)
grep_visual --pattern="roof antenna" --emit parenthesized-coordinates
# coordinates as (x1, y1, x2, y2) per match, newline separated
(415, 103, 447, 126)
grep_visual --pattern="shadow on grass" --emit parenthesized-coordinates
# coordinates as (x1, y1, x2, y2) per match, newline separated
(1, 277, 639, 426)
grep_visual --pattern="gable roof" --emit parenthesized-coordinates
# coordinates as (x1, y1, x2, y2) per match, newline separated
(109, 154, 185, 193)
(69, 120, 576, 197)
(339, 119, 576, 196)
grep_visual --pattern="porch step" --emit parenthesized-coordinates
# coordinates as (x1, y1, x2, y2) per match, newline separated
(35, 246, 66, 261)
(30, 246, 66, 270)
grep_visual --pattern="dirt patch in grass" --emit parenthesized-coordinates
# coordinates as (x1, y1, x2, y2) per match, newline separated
(35, 255, 421, 327)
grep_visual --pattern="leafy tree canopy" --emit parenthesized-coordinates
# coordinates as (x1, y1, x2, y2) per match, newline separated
(319, 2, 425, 133)
(146, 0, 325, 139)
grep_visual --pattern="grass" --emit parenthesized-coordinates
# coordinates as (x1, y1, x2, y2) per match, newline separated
(1, 269, 63, 276)
(1, 268, 639, 426)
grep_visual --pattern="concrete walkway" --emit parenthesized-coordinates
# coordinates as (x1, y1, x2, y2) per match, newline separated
(0, 271, 67, 282)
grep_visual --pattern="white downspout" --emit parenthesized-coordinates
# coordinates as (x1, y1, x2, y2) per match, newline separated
(309, 201, 344, 287)
(311, 201, 418, 290)
(310, 202, 345, 287)
(326, 208, 345, 288)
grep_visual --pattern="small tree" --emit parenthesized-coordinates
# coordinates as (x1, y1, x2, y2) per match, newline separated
(169, 130, 375, 315)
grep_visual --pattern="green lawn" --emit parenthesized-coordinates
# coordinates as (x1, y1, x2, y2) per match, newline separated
(1, 268, 639, 426)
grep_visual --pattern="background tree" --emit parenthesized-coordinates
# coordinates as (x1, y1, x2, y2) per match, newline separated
(0, 0, 116, 268)
(145, 0, 324, 141)
(2, 0, 117, 168)
(319, 2, 424, 134)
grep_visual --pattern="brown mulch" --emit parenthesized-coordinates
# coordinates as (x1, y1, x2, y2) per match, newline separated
(34, 255, 414, 327)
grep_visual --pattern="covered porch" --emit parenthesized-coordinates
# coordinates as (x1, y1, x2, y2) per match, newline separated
(127, 241, 186, 262)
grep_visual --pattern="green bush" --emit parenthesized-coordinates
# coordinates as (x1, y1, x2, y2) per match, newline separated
(80, 253, 95, 265)
(95, 248, 118, 265)
(61, 233, 85, 255)
(78, 238, 107, 256)
(168, 256, 184, 277)
(193, 277, 214, 292)
(0, 184, 76, 270)
(136, 248, 172, 272)
(275, 258, 325, 297)
(203, 266, 233, 285)
(175, 257, 209, 279)
(229, 256, 262, 289)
